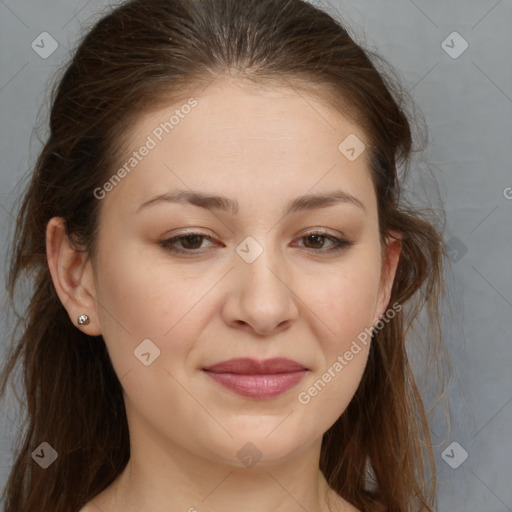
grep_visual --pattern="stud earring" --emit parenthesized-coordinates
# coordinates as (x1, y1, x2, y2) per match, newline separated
(77, 314, 90, 326)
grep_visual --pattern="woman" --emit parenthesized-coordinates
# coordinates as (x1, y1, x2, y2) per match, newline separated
(0, 0, 447, 511)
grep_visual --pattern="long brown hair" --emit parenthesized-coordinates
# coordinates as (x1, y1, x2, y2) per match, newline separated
(1, 0, 449, 510)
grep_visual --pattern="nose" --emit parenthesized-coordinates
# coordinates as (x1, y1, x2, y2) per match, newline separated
(221, 244, 299, 336)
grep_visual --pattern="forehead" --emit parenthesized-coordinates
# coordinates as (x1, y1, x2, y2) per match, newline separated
(100, 77, 375, 219)
(129, 77, 363, 150)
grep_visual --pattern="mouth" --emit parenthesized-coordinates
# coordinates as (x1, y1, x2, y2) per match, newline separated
(202, 358, 309, 399)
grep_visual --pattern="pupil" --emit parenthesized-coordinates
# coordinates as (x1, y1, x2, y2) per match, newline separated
(183, 235, 202, 249)
(306, 234, 324, 249)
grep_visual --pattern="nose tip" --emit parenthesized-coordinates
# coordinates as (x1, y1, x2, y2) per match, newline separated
(233, 317, 291, 337)
(222, 245, 299, 336)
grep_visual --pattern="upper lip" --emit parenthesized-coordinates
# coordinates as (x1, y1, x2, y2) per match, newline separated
(202, 357, 308, 374)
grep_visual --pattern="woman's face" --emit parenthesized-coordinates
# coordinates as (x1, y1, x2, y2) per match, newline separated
(88, 78, 400, 468)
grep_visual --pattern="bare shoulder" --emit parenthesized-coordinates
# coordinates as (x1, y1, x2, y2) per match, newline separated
(78, 477, 123, 512)
(78, 503, 103, 512)
(325, 491, 361, 512)
(78, 496, 109, 512)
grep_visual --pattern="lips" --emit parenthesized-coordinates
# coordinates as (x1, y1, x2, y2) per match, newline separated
(202, 357, 307, 374)
(202, 358, 308, 399)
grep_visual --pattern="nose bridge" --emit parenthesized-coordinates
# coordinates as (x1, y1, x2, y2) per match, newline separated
(228, 234, 297, 334)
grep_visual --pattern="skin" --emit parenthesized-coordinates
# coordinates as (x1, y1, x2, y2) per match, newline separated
(47, 76, 401, 512)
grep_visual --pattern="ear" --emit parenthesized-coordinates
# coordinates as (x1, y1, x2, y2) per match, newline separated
(46, 217, 101, 335)
(373, 230, 403, 324)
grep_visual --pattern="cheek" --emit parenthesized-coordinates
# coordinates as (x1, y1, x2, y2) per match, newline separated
(300, 248, 382, 345)
(93, 242, 220, 386)
(92, 245, 188, 373)
(295, 307, 376, 434)
(95, 238, 195, 330)
(292, 249, 380, 424)
(296, 341, 370, 436)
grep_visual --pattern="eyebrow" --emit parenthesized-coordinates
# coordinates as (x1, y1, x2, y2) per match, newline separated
(137, 188, 365, 215)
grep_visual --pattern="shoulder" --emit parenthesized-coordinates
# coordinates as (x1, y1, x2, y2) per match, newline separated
(78, 505, 97, 512)
(78, 500, 106, 512)
(327, 491, 361, 512)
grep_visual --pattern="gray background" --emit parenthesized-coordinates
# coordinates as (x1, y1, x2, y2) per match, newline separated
(1, 0, 511, 510)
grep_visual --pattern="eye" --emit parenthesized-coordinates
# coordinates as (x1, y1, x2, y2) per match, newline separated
(293, 231, 353, 253)
(159, 230, 353, 256)
(159, 232, 217, 254)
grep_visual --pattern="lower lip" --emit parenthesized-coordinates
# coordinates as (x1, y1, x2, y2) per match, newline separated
(203, 370, 307, 399)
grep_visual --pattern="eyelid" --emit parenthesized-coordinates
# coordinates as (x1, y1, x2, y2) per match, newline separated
(292, 229, 353, 251)
(159, 228, 353, 255)
(162, 228, 215, 239)
(159, 230, 219, 252)
(295, 227, 349, 241)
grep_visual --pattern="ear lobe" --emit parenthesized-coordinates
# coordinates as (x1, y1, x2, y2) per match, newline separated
(46, 217, 101, 335)
(374, 230, 403, 324)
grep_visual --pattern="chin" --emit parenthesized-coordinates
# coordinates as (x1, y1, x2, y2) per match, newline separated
(196, 423, 315, 469)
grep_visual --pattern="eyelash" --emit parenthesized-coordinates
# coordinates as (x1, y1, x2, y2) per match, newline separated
(159, 231, 353, 255)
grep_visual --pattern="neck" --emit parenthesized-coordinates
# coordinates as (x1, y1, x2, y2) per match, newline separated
(93, 427, 351, 512)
